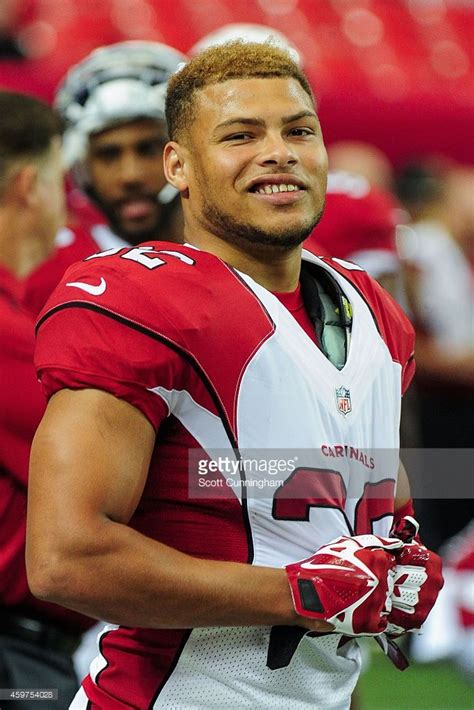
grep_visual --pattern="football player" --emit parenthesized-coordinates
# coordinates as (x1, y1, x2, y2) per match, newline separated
(23, 40, 187, 316)
(27, 42, 443, 709)
(0, 90, 94, 709)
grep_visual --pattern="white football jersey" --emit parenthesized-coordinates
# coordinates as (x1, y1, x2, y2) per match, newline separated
(36, 244, 415, 709)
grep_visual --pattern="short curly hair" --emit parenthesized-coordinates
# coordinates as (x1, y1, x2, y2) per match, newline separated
(165, 40, 315, 142)
(0, 91, 64, 197)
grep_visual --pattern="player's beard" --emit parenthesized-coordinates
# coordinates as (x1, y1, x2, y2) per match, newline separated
(86, 187, 164, 246)
(198, 195, 324, 253)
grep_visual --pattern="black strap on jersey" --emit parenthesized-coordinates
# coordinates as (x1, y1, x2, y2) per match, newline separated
(299, 261, 353, 370)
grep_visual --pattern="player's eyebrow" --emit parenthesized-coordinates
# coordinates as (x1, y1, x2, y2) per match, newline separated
(214, 117, 266, 132)
(281, 110, 319, 124)
(213, 111, 318, 135)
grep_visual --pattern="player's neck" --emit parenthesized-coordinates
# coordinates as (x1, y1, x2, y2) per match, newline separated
(186, 229, 302, 292)
(0, 209, 52, 278)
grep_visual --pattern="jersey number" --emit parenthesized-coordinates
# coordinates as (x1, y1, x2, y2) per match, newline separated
(266, 468, 394, 671)
(271, 467, 395, 535)
(86, 246, 195, 269)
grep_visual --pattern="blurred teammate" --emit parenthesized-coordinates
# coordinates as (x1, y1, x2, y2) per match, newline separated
(305, 170, 402, 296)
(326, 141, 394, 193)
(396, 161, 473, 381)
(0, 90, 93, 709)
(395, 160, 473, 551)
(23, 40, 187, 316)
(27, 42, 442, 709)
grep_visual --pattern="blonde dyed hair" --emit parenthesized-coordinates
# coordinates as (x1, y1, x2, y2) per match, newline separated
(165, 40, 315, 142)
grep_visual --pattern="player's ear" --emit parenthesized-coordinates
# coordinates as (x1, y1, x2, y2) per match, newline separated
(7, 163, 38, 207)
(164, 141, 189, 196)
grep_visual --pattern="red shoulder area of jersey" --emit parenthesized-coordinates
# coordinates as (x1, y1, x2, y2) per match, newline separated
(316, 255, 415, 393)
(36, 241, 276, 433)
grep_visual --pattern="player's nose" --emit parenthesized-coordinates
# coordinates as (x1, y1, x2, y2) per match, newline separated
(118, 151, 147, 186)
(258, 132, 297, 168)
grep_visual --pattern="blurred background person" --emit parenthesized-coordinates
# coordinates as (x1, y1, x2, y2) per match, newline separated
(326, 141, 395, 192)
(23, 40, 187, 317)
(394, 159, 473, 551)
(0, 90, 94, 709)
(395, 161, 473, 417)
(306, 169, 402, 295)
(308, 139, 406, 298)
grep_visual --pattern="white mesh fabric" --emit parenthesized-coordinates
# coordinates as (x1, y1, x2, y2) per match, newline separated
(154, 627, 360, 709)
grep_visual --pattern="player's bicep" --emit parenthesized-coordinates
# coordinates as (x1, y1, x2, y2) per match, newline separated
(28, 388, 156, 538)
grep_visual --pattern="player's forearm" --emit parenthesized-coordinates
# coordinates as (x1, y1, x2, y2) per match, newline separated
(27, 517, 303, 629)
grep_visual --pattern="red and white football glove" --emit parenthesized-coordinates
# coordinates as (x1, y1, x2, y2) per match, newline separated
(387, 515, 444, 636)
(285, 534, 403, 636)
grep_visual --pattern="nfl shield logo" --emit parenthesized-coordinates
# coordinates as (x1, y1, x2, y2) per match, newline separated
(335, 386, 352, 416)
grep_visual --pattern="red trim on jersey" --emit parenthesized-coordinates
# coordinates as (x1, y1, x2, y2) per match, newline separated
(81, 418, 249, 706)
(83, 629, 191, 709)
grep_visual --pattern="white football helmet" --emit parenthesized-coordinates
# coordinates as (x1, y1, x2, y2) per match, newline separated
(190, 23, 302, 67)
(55, 41, 187, 198)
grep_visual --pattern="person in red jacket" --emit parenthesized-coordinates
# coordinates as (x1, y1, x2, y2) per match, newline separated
(22, 40, 187, 317)
(0, 90, 94, 709)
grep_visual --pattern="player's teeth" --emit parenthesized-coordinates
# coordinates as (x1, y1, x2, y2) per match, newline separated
(254, 183, 301, 193)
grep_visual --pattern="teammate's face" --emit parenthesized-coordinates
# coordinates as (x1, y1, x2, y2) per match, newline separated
(87, 119, 168, 243)
(174, 77, 327, 250)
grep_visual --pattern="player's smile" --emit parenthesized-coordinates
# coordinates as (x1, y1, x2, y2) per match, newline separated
(174, 77, 327, 248)
(246, 174, 306, 204)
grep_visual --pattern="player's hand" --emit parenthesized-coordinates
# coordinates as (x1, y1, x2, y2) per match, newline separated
(387, 516, 444, 636)
(285, 534, 403, 636)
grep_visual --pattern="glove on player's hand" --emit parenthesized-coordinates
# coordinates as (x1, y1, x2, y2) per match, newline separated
(387, 516, 444, 636)
(285, 534, 403, 636)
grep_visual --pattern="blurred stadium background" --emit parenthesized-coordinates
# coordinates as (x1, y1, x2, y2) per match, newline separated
(1, 0, 473, 167)
(1, 1, 472, 708)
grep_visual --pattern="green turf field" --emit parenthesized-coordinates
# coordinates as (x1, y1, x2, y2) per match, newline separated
(357, 655, 473, 709)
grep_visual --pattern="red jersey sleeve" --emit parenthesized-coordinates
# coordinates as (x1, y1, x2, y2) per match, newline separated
(35, 297, 186, 431)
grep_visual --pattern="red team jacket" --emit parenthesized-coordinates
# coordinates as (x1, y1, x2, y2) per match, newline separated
(35, 242, 415, 709)
(0, 264, 92, 633)
(305, 172, 400, 277)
